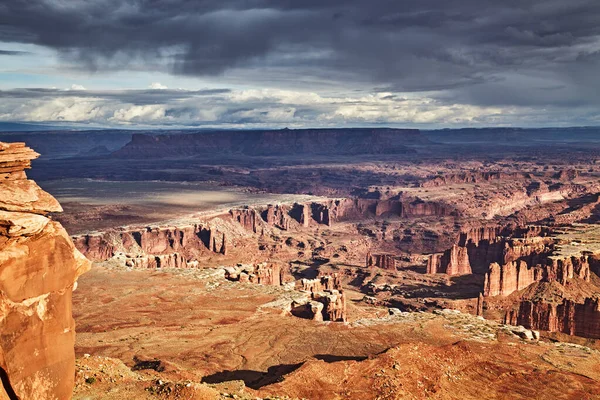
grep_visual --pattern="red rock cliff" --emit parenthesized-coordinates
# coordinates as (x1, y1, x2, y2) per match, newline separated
(505, 297, 600, 339)
(0, 142, 90, 399)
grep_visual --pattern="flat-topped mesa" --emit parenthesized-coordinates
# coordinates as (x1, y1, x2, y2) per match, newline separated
(505, 297, 600, 339)
(75, 201, 340, 269)
(0, 142, 62, 214)
(545, 255, 590, 284)
(365, 252, 396, 270)
(0, 141, 90, 399)
(113, 128, 428, 158)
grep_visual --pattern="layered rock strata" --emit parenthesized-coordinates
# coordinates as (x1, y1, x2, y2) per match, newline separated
(427, 225, 553, 276)
(0, 142, 90, 399)
(505, 297, 600, 339)
(484, 255, 591, 298)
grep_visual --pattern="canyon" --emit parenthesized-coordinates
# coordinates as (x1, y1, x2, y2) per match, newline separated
(2, 127, 600, 398)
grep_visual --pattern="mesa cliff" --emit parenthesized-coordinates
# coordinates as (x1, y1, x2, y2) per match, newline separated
(0, 142, 90, 399)
(112, 128, 428, 158)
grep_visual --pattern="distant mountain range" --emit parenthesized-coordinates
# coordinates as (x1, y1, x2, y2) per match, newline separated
(1, 125, 600, 160)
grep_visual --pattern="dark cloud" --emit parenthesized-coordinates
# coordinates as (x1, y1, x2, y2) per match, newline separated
(0, 49, 30, 55)
(0, 88, 230, 103)
(1, 0, 600, 110)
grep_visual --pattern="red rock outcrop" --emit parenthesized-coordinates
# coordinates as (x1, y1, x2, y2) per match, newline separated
(264, 204, 291, 230)
(231, 202, 335, 233)
(505, 297, 600, 339)
(124, 253, 190, 269)
(74, 224, 224, 263)
(428, 225, 554, 276)
(484, 260, 542, 297)
(230, 208, 261, 233)
(544, 255, 590, 285)
(427, 245, 472, 275)
(316, 290, 347, 322)
(293, 289, 347, 322)
(0, 142, 90, 399)
(326, 197, 455, 221)
(365, 253, 396, 270)
(421, 172, 527, 188)
(224, 263, 285, 286)
(426, 253, 442, 274)
(300, 273, 342, 293)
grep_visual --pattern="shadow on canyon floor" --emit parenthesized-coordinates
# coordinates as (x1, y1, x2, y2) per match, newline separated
(201, 354, 369, 389)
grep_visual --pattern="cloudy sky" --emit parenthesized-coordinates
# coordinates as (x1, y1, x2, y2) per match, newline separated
(1, 0, 600, 128)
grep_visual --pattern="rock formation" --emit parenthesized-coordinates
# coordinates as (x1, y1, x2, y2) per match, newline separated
(421, 172, 528, 188)
(74, 224, 224, 264)
(427, 225, 553, 276)
(316, 290, 347, 322)
(264, 204, 291, 230)
(427, 245, 471, 275)
(484, 260, 542, 297)
(484, 255, 591, 298)
(291, 289, 347, 322)
(505, 297, 600, 339)
(224, 263, 285, 286)
(230, 208, 260, 233)
(300, 273, 342, 293)
(0, 142, 90, 399)
(365, 253, 396, 270)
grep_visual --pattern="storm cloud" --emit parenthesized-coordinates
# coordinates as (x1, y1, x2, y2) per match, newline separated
(1, 0, 600, 126)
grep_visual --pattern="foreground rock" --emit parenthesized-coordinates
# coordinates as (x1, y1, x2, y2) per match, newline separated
(0, 142, 90, 399)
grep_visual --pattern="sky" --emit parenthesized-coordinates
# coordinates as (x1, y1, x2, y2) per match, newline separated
(1, 0, 600, 129)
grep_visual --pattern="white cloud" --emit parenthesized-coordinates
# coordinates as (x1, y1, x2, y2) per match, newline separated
(69, 84, 87, 91)
(110, 105, 166, 123)
(0, 86, 592, 128)
(149, 82, 168, 90)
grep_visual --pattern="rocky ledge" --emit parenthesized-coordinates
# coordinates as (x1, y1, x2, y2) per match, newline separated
(0, 142, 90, 399)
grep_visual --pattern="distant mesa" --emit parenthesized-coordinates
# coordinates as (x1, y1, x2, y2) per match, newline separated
(112, 128, 428, 158)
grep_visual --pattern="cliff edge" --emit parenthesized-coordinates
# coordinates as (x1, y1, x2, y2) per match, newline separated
(0, 142, 90, 399)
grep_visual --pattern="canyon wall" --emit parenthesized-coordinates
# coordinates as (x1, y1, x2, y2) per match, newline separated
(74, 223, 223, 265)
(0, 142, 90, 399)
(328, 197, 455, 221)
(428, 226, 553, 276)
(484, 255, 591, 298)
(506, 297, 600, 339)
